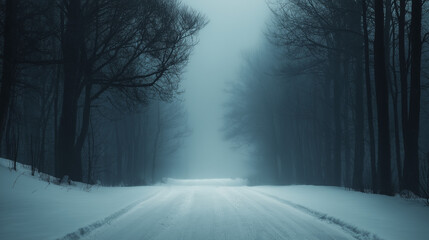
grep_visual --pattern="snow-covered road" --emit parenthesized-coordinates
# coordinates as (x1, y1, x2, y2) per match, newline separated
(3, 160, 429, 240)
(74, 186, 354, 240)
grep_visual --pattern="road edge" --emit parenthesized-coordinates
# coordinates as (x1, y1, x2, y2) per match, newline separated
(56, 189, 163, 240)
(249, 189, 384, 240)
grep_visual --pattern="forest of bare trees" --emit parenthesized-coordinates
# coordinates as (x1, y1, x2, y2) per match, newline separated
(224, 0, 428, 196)
(0, 0, 206, 185)
(1, 0, 428, 197)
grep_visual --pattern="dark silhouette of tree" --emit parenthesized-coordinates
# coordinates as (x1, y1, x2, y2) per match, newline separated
(403, 0, 422, 195)
(361, 0, 377, 192)
(56, 0, 206, 181)
(0, 0, 206, 185)
(223, 0, 427, 196)
(0, 0, 19, 144)
(374, 0, 393, 195)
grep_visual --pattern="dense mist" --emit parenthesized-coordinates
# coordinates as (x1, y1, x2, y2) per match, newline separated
(1, 0, 428, 193)
(2, 1, 429, 239)
(223, 0, 429, 192)
(176, 0, 270, 179)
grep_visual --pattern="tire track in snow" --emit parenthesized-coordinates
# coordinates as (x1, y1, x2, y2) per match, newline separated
(152, 187, 196, 239)
(217, 187, 291, 239)
(81, 187, 195, 240)
(56, 189, 164, 240)
(214, 187, 264, 240)
(248, 189, 384, 240)
(226, 187, 350, 240)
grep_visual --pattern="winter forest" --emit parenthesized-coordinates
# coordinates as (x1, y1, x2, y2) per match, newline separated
(1, 0, 429, 240)
(0, 0, 206, 186)
(224, 0, 429, 196)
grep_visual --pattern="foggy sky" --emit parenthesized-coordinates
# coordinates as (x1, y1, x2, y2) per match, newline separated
(178, 0, 270, 178)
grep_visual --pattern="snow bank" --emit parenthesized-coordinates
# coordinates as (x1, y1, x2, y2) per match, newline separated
(163, 178, 248, 186)
(253, 185, 429, 240)
(0, 158, 162, 240)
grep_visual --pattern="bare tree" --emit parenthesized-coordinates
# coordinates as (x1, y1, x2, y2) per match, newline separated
(56, 0, 206, 181)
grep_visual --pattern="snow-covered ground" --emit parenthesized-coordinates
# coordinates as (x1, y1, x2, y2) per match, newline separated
(1, 159, 428, 240)
(253, 186, 429, 240)
(164, 178, 247, 186)
(0, 159, 163, 240)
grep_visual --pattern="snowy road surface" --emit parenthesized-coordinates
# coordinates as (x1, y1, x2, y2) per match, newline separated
(3, 161, 429, 240)
(76, 186, 355, 240)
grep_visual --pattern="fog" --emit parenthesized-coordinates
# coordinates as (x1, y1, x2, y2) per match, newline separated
(2, 0, 428, 192)
(2, 1, 429, 238)
(178, 0, 270, 179)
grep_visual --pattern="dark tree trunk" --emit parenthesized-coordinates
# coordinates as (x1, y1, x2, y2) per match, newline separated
(392, 83, 402, 187)
(323, 76, 333, 185)
(38, 75, 56, 173)
(54, 54, 61, 177)
(390, 16, 403, 188)
(386, 0, 403, 189)
(332, 54, 343, 186)
(397, 1, 409, 183)
(403, 0, 422, 195)
(343, 61, 351, 187)
(152, 103, 161, 184)
(295, 125, 305, 184)
(362, 0, 377, 192)
(125, 119, 134, 185)
(86, 118, 95, 184)
(0, 0, 19, 144)
(115, 123, 123, 184)
(57, 0, 83, 181)
(74, 83, 92, 164)
(352, 1, 364, 192)
(374, 0, 393, 195)
(38, 114, 48, 173)
(294, 93, 306, 184)
(353, 58, 365, 192)
(133, 115, 144, 185)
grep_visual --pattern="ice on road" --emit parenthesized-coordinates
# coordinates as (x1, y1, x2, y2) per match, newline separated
(81, 186, 354, 240)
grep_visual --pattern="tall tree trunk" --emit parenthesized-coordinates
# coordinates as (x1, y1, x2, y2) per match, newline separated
(115, 123, 123, 184)
(374, 0, 393, 195)
(323, 76, 333, 185)
(390, 16, 403, 188)
(125, 122, 134, 185)
(75, 84, 92, 157)
(124, 117, 135, 185)
(0, 0, 19, 145)
(352, 0, 364, 192)
(57, 0, 83, 181)
(397, 1, 409, 181)
(343, 61, 351, 187)
(152, 102, 161, 184)
(403, 0, 422, 195)
(362, 0, 377, 192)
(386, 0, 403, 189)
(353, 57, 365, 192)
(332, 55, 343, 186)
(86, 118, 95, 184)
(54, 52, 61, 177)
(133, 115, 144, 185)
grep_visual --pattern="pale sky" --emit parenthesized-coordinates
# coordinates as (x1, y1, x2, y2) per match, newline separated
(179, 0, 270, 178)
